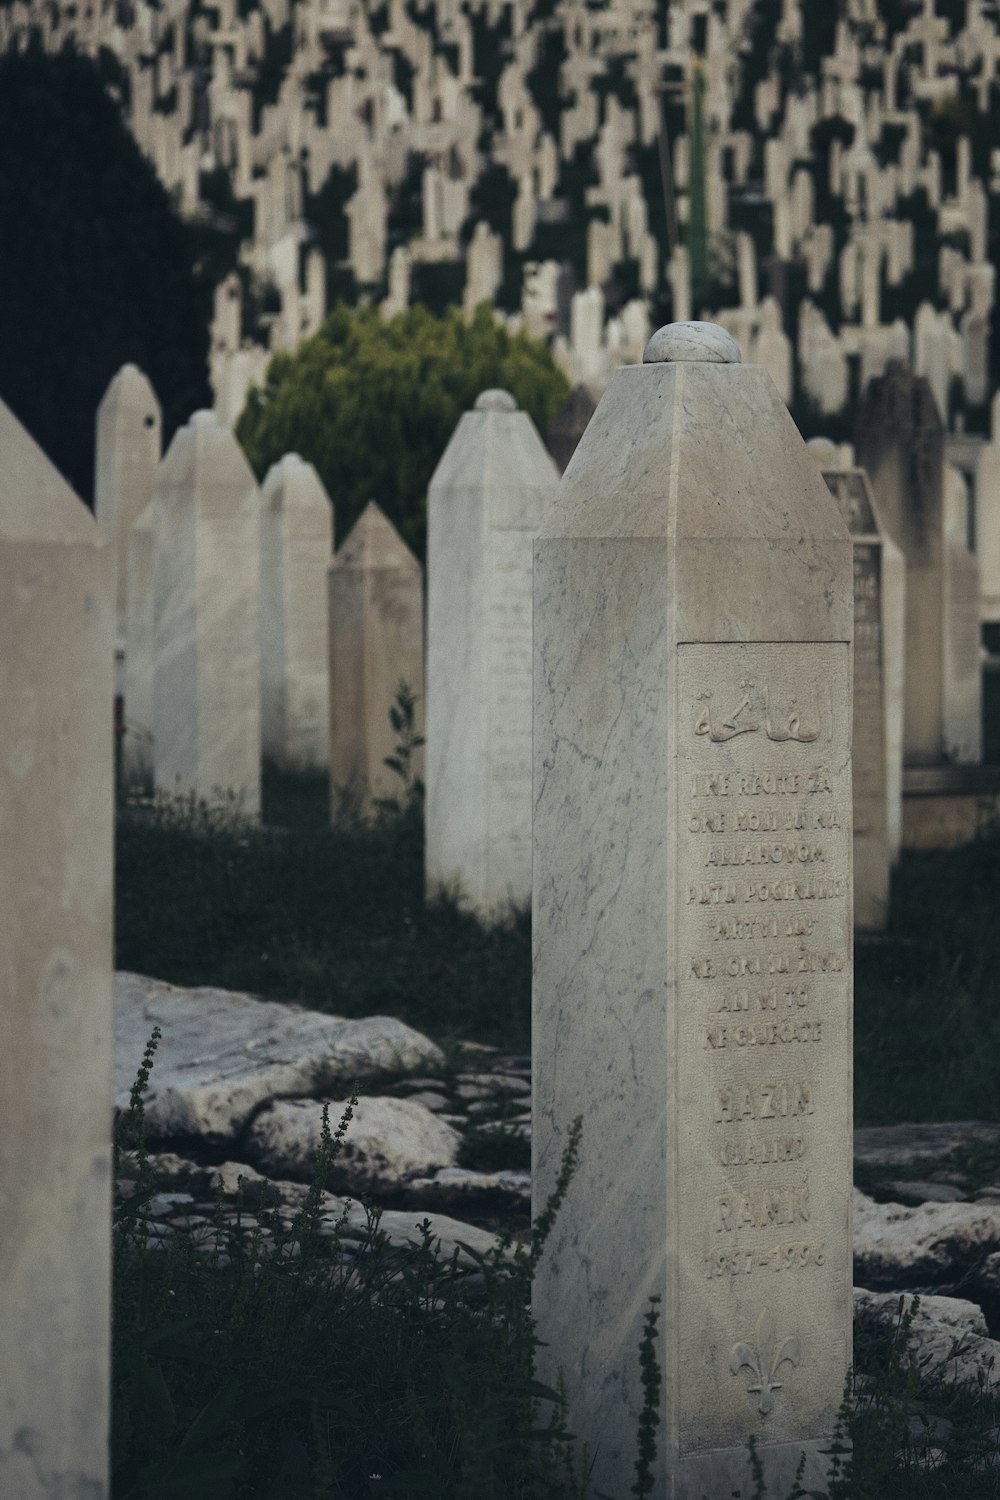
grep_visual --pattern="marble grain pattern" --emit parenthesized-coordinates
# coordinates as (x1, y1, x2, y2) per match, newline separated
(0, 396, 114, 1498)
(533, 351, 853, 1498)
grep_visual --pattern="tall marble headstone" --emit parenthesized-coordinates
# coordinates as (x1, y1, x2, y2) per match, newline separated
(0, 398, 113, 1496)
(819, 455, 906, 925)
(153, 411, 261, 814)
(122, 500, 158, 789)
(328, 501, 424, 814)
(426, 388, 559, 915)
(94, 364, 162, 682)
(260, 454, 333, 770)
(855, 363, 980, 765)
(533, 323, 853, 1498)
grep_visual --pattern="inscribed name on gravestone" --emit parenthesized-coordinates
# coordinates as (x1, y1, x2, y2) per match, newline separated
(678, 643, 851, 1453)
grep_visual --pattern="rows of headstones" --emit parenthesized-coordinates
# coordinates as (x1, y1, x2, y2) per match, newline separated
(94, 342, 998, 935)
(97, 365, 424, 819)
(5, 0, 1000, 423)
(95, 361, 562, 918)
(2, 319, 869, 1497)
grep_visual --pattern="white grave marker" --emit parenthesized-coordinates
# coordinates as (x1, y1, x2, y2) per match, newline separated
(533, 323, 853, 1498)
(426, 389, 558, 915)
(328, 501, 424, 814)
(0, 397, 114, 1497)
(260, 453, 333, 770)
(153, 411, 262, 814)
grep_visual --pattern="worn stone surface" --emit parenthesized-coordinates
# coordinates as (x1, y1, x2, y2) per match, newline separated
(854, 1121, 1000, 1167)
(821, 461, 906, 918)
(328, 501, 424, 813)
(853, 1188, 1000, 1286)
(114, 971, 444, 1141)
(260, 453, 333, 770)
(426, 390, 558, 916)
(152, 410, 262, 814)
(403, 1167, 531, 1214)
(854, 1288, 1000, 1387)
(94, 363, 162, 668)
(533, 327, 854, 1498)
(0, 396, 114, 1497)
(245, 1095, 460, 1190)
(643, 319, 742, 364)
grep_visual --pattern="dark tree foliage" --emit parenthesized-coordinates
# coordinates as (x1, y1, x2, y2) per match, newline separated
(0, 42, 213, 503)
(235, 301, 570, 556)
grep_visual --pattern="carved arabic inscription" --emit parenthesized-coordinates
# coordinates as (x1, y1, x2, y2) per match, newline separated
(676, 642, 851, 1454)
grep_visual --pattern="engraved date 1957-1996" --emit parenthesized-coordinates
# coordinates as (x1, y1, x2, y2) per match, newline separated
(706, 1242, 826, 1279)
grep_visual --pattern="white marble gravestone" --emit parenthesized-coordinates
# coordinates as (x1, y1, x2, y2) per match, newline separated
(533, 323, 853, 1499)
(94, 363, 162, 683)
(426, 388, 558, 915)
(122, 500, 158, 789)
(819, 456, 906, 925)
(152, 411, 261, 814)
(260, 453, 333, 770)
(0, 397, 113, 1497)
(328, 501, 424, 814)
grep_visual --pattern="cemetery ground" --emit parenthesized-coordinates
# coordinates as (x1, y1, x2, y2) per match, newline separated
(113, 762, 1000, 1498)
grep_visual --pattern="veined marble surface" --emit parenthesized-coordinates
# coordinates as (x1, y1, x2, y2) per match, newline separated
(533, 336, 854, 1497)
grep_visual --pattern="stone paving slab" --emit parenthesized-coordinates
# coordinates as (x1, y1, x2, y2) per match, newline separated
(114, 971, 444, 1140)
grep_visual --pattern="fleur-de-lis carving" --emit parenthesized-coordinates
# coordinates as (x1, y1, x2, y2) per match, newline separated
(730, 1310, 801, 1416)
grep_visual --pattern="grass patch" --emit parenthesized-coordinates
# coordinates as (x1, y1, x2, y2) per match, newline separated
(113, 1038, 1000, 1499)
(117, 769, 1000, 1120)
(855, 827, 1000, 1126)
(115, 775, 530, 1051)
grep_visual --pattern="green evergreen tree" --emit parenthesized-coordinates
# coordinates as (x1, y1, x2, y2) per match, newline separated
(0, 42, 217, 502)
(235, 302, 570, 556)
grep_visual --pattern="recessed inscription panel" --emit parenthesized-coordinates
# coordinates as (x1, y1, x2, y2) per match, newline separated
(676, 643, 851, 1456)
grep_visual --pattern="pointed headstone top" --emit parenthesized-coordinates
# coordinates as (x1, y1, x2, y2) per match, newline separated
(262, 452, 331, 515)
(642, 321, 742, 365)
(474, 389, 518, 412)
(333, 500, 420, 573)
(0, 396, 96, 543)
(98, 363, 161, 420)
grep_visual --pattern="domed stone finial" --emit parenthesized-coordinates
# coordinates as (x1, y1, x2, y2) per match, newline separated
(805, 436, 839, 469)
(642, 321, 742, 365)
(474, 388, 518, 412)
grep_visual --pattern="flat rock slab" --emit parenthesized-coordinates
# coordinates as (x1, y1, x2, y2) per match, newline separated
(403, 1167, 532, 1214)
(114, 971, 444, 1141)
(854, 1188, 1000, 1286)
(855, 1122, 1000, 1167)
(854, 1288, 1000, 1389)
(245, 1095, 461, 1192)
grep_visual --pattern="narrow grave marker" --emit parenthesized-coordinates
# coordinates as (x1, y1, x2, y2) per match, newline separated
(533, 322, 854, 1497)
